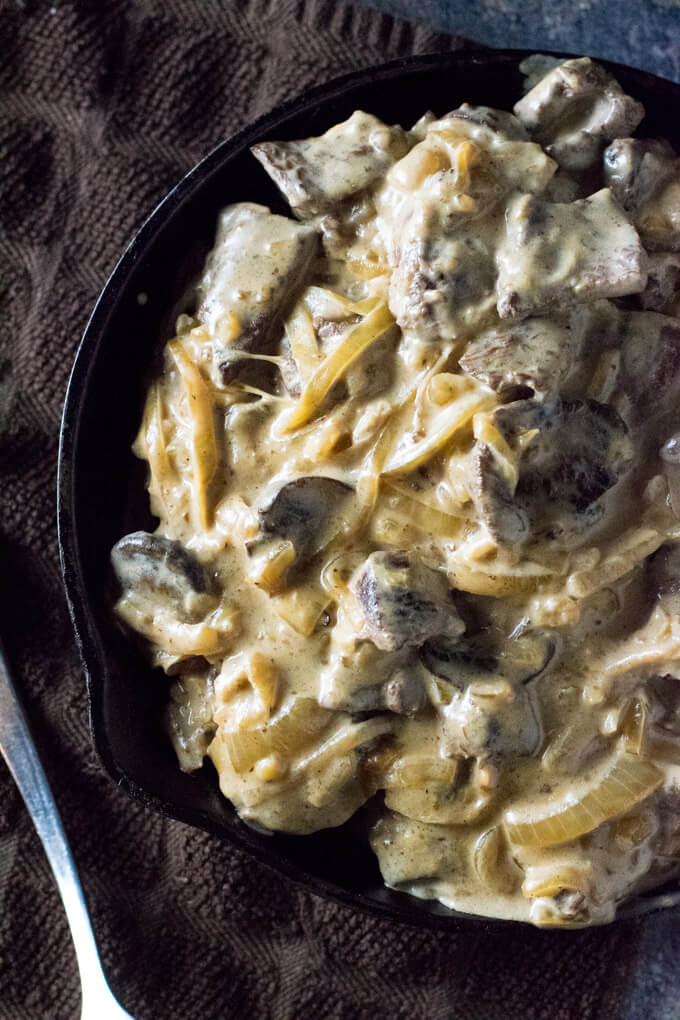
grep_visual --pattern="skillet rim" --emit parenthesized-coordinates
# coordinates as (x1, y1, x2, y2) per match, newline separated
(57, 46, 680, 931)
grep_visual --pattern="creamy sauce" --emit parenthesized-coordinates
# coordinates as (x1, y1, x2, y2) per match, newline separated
(111, 57, 680, 926)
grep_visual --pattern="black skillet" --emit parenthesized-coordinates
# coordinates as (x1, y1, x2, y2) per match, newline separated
(58, 49, 680, 929)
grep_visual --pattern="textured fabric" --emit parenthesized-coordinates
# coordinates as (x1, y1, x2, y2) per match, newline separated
(360, 0, 680, 82)
(0, 2, 678, 1018)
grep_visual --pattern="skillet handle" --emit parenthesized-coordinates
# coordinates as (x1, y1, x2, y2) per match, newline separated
(0, 637, 119, 1011)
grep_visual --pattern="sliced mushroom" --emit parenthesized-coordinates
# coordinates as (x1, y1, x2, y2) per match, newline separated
(420, 635, 499, 687)
(470, 398, 634, 549)
(352, 551, 465, 652)
(251, 111, 409, 219)
(255, 476, 354, 569)
(459, 314, 582, 399)
(468, 442, 530, 546)
(111, 531, 217, 621)
(369, 812, 462, 885)
(636, 174, 680, 253)
(438, 678, 543, 760)
(514, 57, 644, 171)
(197, 203, 318, 351)
(421, 629, 559, 688)
(603, 137, 677, 214)
(496, 189, 647, 320)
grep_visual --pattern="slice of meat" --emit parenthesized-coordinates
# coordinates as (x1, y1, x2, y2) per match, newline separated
(458, 313, 583, 398)
(637, 175, 680, 253)
(251, 111, 409, 219)
(349, 669, 427, 717)
(442, 104, 529, 142)
(603, 137, 677, 214)
(616, 311, 680, 425)
(389, 232, 497, 344)
(496, 189, 647, 320)
(197, 203, 318, 350)
(470, 399, 634, 548)
(575, 299, 623, 356)
(514, 57, 644, 171)
(634, 253, 680, 312)
(468, 442, 530, 545)
(352, 551, 465, 652)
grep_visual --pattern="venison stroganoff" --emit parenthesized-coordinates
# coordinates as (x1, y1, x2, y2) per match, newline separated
(111, 57, 680, 926)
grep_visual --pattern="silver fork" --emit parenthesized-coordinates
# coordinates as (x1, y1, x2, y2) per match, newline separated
(0, 637, 135, 1020)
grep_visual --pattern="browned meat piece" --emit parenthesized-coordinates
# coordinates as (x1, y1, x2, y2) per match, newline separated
(380, 107, 556, 344)
(251, 111, 409, 218)
(469, 442, 530, 545)
(637, 178, 680, 253)
(574, 299, 623, 356)
(459, 314, 583, 398)
(470, 399, 634, 548)
(603, 139, 680, 252)
(650, 786, 680, 868)
(496, 189, 647, 320)
(389, 233, 497, 344)
(421, 630, 559, 687)
(603, 137, 677, 213)
(198, 203, 318, 351)
(437, 678, 543, 759)
(443, 104, 530, 142)
(617, 312, 680, 424)
(514, 57, 644, 171)
(353, 551, 465, 652)
(635, 253, 680, 312)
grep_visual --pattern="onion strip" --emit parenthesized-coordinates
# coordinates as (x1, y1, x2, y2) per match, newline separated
(278, 302, 395, 432)
(381, 481, 463, 539)
(169, 340, 218, 530)
(504, 753, 664, 847)
(384, 387, 496, 475)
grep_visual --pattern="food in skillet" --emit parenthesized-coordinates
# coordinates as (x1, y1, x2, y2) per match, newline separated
(111, 57, 680, 926)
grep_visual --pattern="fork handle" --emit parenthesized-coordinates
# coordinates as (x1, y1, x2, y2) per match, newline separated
(0, 638, 106, 993)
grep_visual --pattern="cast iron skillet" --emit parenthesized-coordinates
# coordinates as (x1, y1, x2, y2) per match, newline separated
(58, 49, 680, 929)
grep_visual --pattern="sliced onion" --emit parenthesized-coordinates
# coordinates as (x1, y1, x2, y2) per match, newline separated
(380, 481, 464, 539)
(448, 556, 553, 597)
(504, 752, 664, 847)
(383, 388, 495, 475)
(292, 716, 394, 779)
(221, 697, 332, 773)
(278, 302, 395, 432)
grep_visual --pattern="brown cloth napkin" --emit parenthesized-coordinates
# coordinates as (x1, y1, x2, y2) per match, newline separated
(1, 2, 678, 1018)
